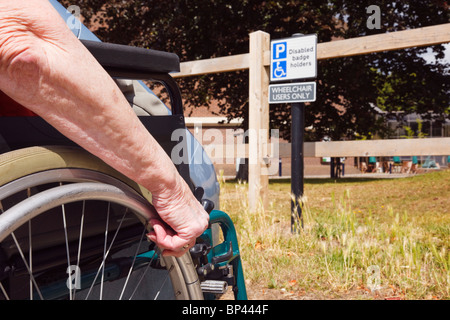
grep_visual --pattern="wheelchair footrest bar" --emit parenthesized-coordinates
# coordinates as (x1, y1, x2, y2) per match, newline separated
(201, 280, 228, 294)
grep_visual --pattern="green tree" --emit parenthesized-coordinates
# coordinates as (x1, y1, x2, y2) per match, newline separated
(62, 0, 450, 141)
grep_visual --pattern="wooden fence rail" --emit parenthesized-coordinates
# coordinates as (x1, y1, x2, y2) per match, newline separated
(204, 138, 450, 161)
(172, 23, 450, 78)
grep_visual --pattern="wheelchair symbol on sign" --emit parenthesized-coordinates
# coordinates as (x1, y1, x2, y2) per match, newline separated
(273, 61, 287, 79)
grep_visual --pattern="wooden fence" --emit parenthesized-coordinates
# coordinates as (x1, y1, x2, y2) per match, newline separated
(172, 23, 450, 212)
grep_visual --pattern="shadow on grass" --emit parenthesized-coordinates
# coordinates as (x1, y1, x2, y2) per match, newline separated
(305, 177, 392, 184)
(226, 170, 445, 185)
(279, 177, 395, 184)
(227, 177, 402, 185)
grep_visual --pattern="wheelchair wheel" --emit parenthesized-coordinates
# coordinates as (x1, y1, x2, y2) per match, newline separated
(0, 146, 203, 300)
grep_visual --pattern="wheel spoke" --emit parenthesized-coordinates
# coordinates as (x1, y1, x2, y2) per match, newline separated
(119, 222, 146, 300)
(72, 200, 86, 300)
(10, 232, 44, 300)
(84, 209, 127, 300)
(28, 220, 33, 300)
(61, 200, 73, 300)
(99, 202, 111, 300)
(128, 249, 159, 300)
(0, 282, 9, 300)
(154, 264, 174, 300)
(0, 201, 9, 300)
(27, 189, 33, 300)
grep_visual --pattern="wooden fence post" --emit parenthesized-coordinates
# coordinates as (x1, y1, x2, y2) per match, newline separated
(248, 31, 270, 212)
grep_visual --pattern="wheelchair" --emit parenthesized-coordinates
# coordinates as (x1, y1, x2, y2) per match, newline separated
(0, 3, 246, 301)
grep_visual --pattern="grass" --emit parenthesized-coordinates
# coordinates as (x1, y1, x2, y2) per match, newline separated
(218, 170, 450, 300)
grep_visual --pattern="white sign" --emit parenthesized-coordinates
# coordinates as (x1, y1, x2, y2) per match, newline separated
(270, 34, 317, 81)
(269, 82, 316, 104)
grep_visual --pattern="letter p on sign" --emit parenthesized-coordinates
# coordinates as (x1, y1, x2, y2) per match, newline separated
(273, 42, 287, 60)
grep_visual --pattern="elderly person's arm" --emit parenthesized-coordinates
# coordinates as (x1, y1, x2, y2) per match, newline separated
(0, 0, 208, 257)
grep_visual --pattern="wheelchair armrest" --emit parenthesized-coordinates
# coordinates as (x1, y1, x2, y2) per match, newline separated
(80, 40, 180, 75)
(80, 40, 183, 115)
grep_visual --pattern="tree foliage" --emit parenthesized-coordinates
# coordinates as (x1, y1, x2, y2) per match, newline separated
(62, 0, 450, 141)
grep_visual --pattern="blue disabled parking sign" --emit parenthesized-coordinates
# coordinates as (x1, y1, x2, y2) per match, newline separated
(272, 41, 287, 79)
(270, 35, 317, 82)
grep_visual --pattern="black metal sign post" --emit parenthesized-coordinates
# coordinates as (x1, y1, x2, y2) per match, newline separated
(291, 101, 305, 232)
(270, 33, 317, 233)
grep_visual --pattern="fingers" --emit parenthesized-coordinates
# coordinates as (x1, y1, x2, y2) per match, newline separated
(146, 219, 195, 257)
(145, 188, 210, 257)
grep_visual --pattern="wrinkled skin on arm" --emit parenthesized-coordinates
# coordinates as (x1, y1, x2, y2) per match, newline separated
(0, 0, 209, 257)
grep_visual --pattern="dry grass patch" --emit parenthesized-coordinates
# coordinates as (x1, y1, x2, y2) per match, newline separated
(219, 170, 450, 300)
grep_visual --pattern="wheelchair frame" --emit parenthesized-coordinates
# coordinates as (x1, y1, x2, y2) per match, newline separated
(0, 38, 246, 300)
